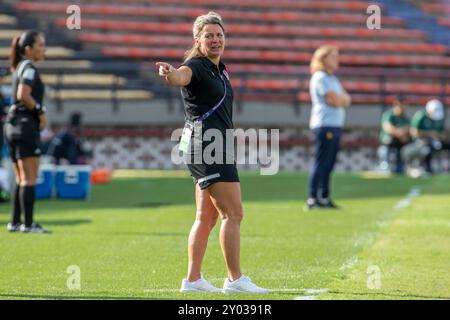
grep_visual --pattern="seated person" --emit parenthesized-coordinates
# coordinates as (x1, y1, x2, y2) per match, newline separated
(405, 99, 449, 174)
(378, 95, 410, 174)
(44, 113, 92, 165)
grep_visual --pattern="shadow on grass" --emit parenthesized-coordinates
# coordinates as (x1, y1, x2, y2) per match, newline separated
(0, 219, 92, 227)
(107, 232, 186, 237)
(137, 202, 173, 208)
(0, 293, 163, 300)
(326, 290, 450, 300)
(1, 174, 448, 212)
(40, 219, 92, 226)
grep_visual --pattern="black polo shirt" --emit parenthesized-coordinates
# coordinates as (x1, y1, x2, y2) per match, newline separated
(181, 56, 234, 135)
(12, 60, 45, 113)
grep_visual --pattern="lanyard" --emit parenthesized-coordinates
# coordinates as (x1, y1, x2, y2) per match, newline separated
(196, 74, 227, 123)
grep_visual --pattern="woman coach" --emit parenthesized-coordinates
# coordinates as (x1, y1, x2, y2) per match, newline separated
(156, 12, 267, 294)
(5, 30, 50, 233)
(306, 45, 351, 211)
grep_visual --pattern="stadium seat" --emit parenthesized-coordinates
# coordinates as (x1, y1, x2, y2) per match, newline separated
(0, 29, 26, 40)
(79, 33, 448, 54)
(47, 89, 153, 100)
(9, 0, 450, 108)
(0, 14, 17, 26)
(1, 74, 127, 87)
(15, 2, 405, 27)
(0, 47, 74, 59)
(438, 18, 450, 28)
(72, 0, 377, 12)
(53, 18, 427, 41)
(422, 3, 450, 14)
(220, 64, 449, 80)
(102, 46, 450, 67)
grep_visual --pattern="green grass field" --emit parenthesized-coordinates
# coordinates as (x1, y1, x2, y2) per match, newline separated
(0, 171, 449, 300)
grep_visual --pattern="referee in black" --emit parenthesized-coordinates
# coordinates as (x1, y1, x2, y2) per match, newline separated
(157, 12, 267, 293)
(5, 30, 50, 233)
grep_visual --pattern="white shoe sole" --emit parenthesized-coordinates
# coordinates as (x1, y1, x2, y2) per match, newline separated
(222, 288, 268, 294)
(180, 288, 221, 293)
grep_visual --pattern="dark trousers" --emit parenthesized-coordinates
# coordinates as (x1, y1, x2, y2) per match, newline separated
(425, 140, 450, 174)
(386, 138, 408, 174)
(308, 127, 341, 200)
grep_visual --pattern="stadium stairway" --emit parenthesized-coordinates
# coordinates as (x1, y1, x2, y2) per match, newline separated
(372, 0, 450, 48)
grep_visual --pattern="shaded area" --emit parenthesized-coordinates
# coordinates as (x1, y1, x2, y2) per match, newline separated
(38, 219, 92, 226)
(137, 202, 172, 208)
(0, 293, 162, 300)
(107, 232, 186, 237)
(0, 219, 91, 227)
(0, 173, 448, 213)
(326, 290, 450, 300)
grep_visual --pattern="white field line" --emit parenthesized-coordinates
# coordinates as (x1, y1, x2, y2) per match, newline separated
(293, 296, 317, 300)
(145, 187, 423, 299)
(339, 186, 422, 274)
(340, 256, 358, 272)
(393, 186, 422, 211)
(143, 288, 328, 294)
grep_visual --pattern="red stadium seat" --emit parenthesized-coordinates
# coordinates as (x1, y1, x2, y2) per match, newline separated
(438, 18, 450, 28)
(51, 0, 379, 12)
(78, 33, 448, 54)
(15, 2, 405, 27)
(53, 18, 427, 40)
(422, 3, 450, 14)
(102, 46, 450, 67)
(13, 0, 450, 107)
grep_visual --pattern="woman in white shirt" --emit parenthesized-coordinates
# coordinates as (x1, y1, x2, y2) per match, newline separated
(306, 45, 351, 210)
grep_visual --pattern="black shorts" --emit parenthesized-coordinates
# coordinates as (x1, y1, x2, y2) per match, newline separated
(185, 151, 239, 189)
(183, 127, 239, 189)
(4, 113, 41, 162)
(187, 162, 240, 190)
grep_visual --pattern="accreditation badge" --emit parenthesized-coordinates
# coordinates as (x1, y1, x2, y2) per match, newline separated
(179, 122, 194, 153)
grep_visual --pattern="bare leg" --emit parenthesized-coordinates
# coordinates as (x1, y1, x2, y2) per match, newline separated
(187, 183, 219, 281)
(17, 157, 39, 187)
(208, 182, 243, 282)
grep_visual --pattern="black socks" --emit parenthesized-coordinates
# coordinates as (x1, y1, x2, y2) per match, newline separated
(11, 184, 21, 225)
(20, 185, 36, 228)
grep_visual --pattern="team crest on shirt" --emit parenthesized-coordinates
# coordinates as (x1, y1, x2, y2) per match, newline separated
(223, 70, 230, 81)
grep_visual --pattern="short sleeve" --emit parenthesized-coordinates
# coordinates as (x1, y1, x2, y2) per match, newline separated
(411, 112, 423, 129)
(315, 76, 330, 96)
(182, 58, 203, 86)
(381, 110, 391, 124)
(19, 65, 37, 87)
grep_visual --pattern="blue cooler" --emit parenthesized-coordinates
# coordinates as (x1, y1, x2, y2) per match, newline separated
(36, 164, 55, 199)
(55, 165, 91, 199)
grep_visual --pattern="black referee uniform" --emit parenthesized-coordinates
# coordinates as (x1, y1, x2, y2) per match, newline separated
(5, 59, 44, 161)
(181, 56, 239, 190)
(4, 59, 44, 229)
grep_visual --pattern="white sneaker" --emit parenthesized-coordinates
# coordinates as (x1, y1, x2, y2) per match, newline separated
(20, 223, 52, 234)
(7, 223, 21, 232)
(222, 275, 269, 294)
(180, 276, 222, 293)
